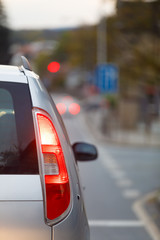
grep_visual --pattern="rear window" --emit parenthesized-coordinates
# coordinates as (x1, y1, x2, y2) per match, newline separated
(0, 82, 38, 174)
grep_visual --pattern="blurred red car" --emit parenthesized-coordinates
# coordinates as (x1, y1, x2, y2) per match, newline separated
(54, 95, 81, 117)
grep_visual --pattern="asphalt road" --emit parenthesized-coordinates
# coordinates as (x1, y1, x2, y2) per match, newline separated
(52, 94, 160, 240)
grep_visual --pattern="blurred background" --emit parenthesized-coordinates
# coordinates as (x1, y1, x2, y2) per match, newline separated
(1, 0, 160, 143)
(1, 0, 160, 239)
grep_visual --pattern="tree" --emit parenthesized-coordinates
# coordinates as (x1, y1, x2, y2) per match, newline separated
(107, 0, 160, 95)
(0, 0, 11, 64)
(51, 26, 97, 71)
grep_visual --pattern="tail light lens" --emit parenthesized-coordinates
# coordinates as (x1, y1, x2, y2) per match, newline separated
(33, 109, 70, 223)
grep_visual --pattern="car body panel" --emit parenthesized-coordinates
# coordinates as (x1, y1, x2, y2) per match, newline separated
(0, 176, 51, 240)
(0, 66, 27, 83)
(0, 175, 42, 200)
(0, 201, 51, 240)
(26, 74, 90, 239)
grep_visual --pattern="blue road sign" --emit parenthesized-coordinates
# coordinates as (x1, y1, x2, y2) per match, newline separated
(95, 63, 119, 93)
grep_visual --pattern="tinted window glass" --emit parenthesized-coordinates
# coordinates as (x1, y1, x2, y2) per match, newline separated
(0, 82, 38, 174)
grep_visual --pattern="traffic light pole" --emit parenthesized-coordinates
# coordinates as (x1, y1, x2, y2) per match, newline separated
(97, 0, 107, 65)
(97, 17, 107, 64)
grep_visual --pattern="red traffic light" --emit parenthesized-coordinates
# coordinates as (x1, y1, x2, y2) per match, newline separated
(48, 62, 60, 73)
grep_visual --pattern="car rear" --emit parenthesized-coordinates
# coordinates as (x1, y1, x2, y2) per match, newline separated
(0, 65, 89, 240)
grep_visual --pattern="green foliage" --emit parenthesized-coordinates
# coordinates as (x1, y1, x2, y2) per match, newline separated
(11, 29, 66, 44)
(117, 2, 154, 33)
(52, 33, 71, 62)
(34, 51, 66, 90)
(0, 0, 10, 64)
(34, 52, 50, 77)
(51, 26, 97, 70)
(107, 0, 160, 95)
(104, 94, 118, 110)
(0, 0, 7, 27)
(11, 30, 45, 44)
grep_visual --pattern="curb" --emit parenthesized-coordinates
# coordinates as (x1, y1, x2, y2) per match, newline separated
(84, 110, 160, 148)
(133, 191, 160, 240)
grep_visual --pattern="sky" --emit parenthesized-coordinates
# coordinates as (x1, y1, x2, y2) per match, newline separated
(3, 0, 116, 30)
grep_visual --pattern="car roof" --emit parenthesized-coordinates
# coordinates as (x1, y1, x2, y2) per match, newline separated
(0, 65, 27, 83)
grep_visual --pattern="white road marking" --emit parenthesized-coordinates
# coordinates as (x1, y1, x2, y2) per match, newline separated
(99, 148, 117, 168)
(105, 162, 120, 170)
(123, 189, 140, 199)
(89, 220, 144, 227)
(117, 179, 133, 188)
(134, 193, 160, 240)
(99, 148, 124, 178)
(111, 170, 126, 179)
(99, 147, 141, 200)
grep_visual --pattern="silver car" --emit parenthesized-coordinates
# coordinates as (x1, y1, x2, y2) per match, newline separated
(0, 57, 97, 240)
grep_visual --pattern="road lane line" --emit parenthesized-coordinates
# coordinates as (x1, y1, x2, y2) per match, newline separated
(99, 149, 121, 172)
(123, 189, 141, 199)
(105, 162, 120, 169)
(89, 220, 144, 227)
(99, 147, 141, 200)
(111, 170, 126, 179)
(117, 179, 133, 188)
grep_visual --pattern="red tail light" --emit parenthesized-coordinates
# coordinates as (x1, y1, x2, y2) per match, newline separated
(34, 110, 70, 222)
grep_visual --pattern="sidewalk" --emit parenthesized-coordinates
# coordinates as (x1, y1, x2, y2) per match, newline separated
(85, 108, 160, 147)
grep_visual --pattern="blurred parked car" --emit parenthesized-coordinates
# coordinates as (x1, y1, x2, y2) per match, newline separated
(0, 57, 98, 240)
